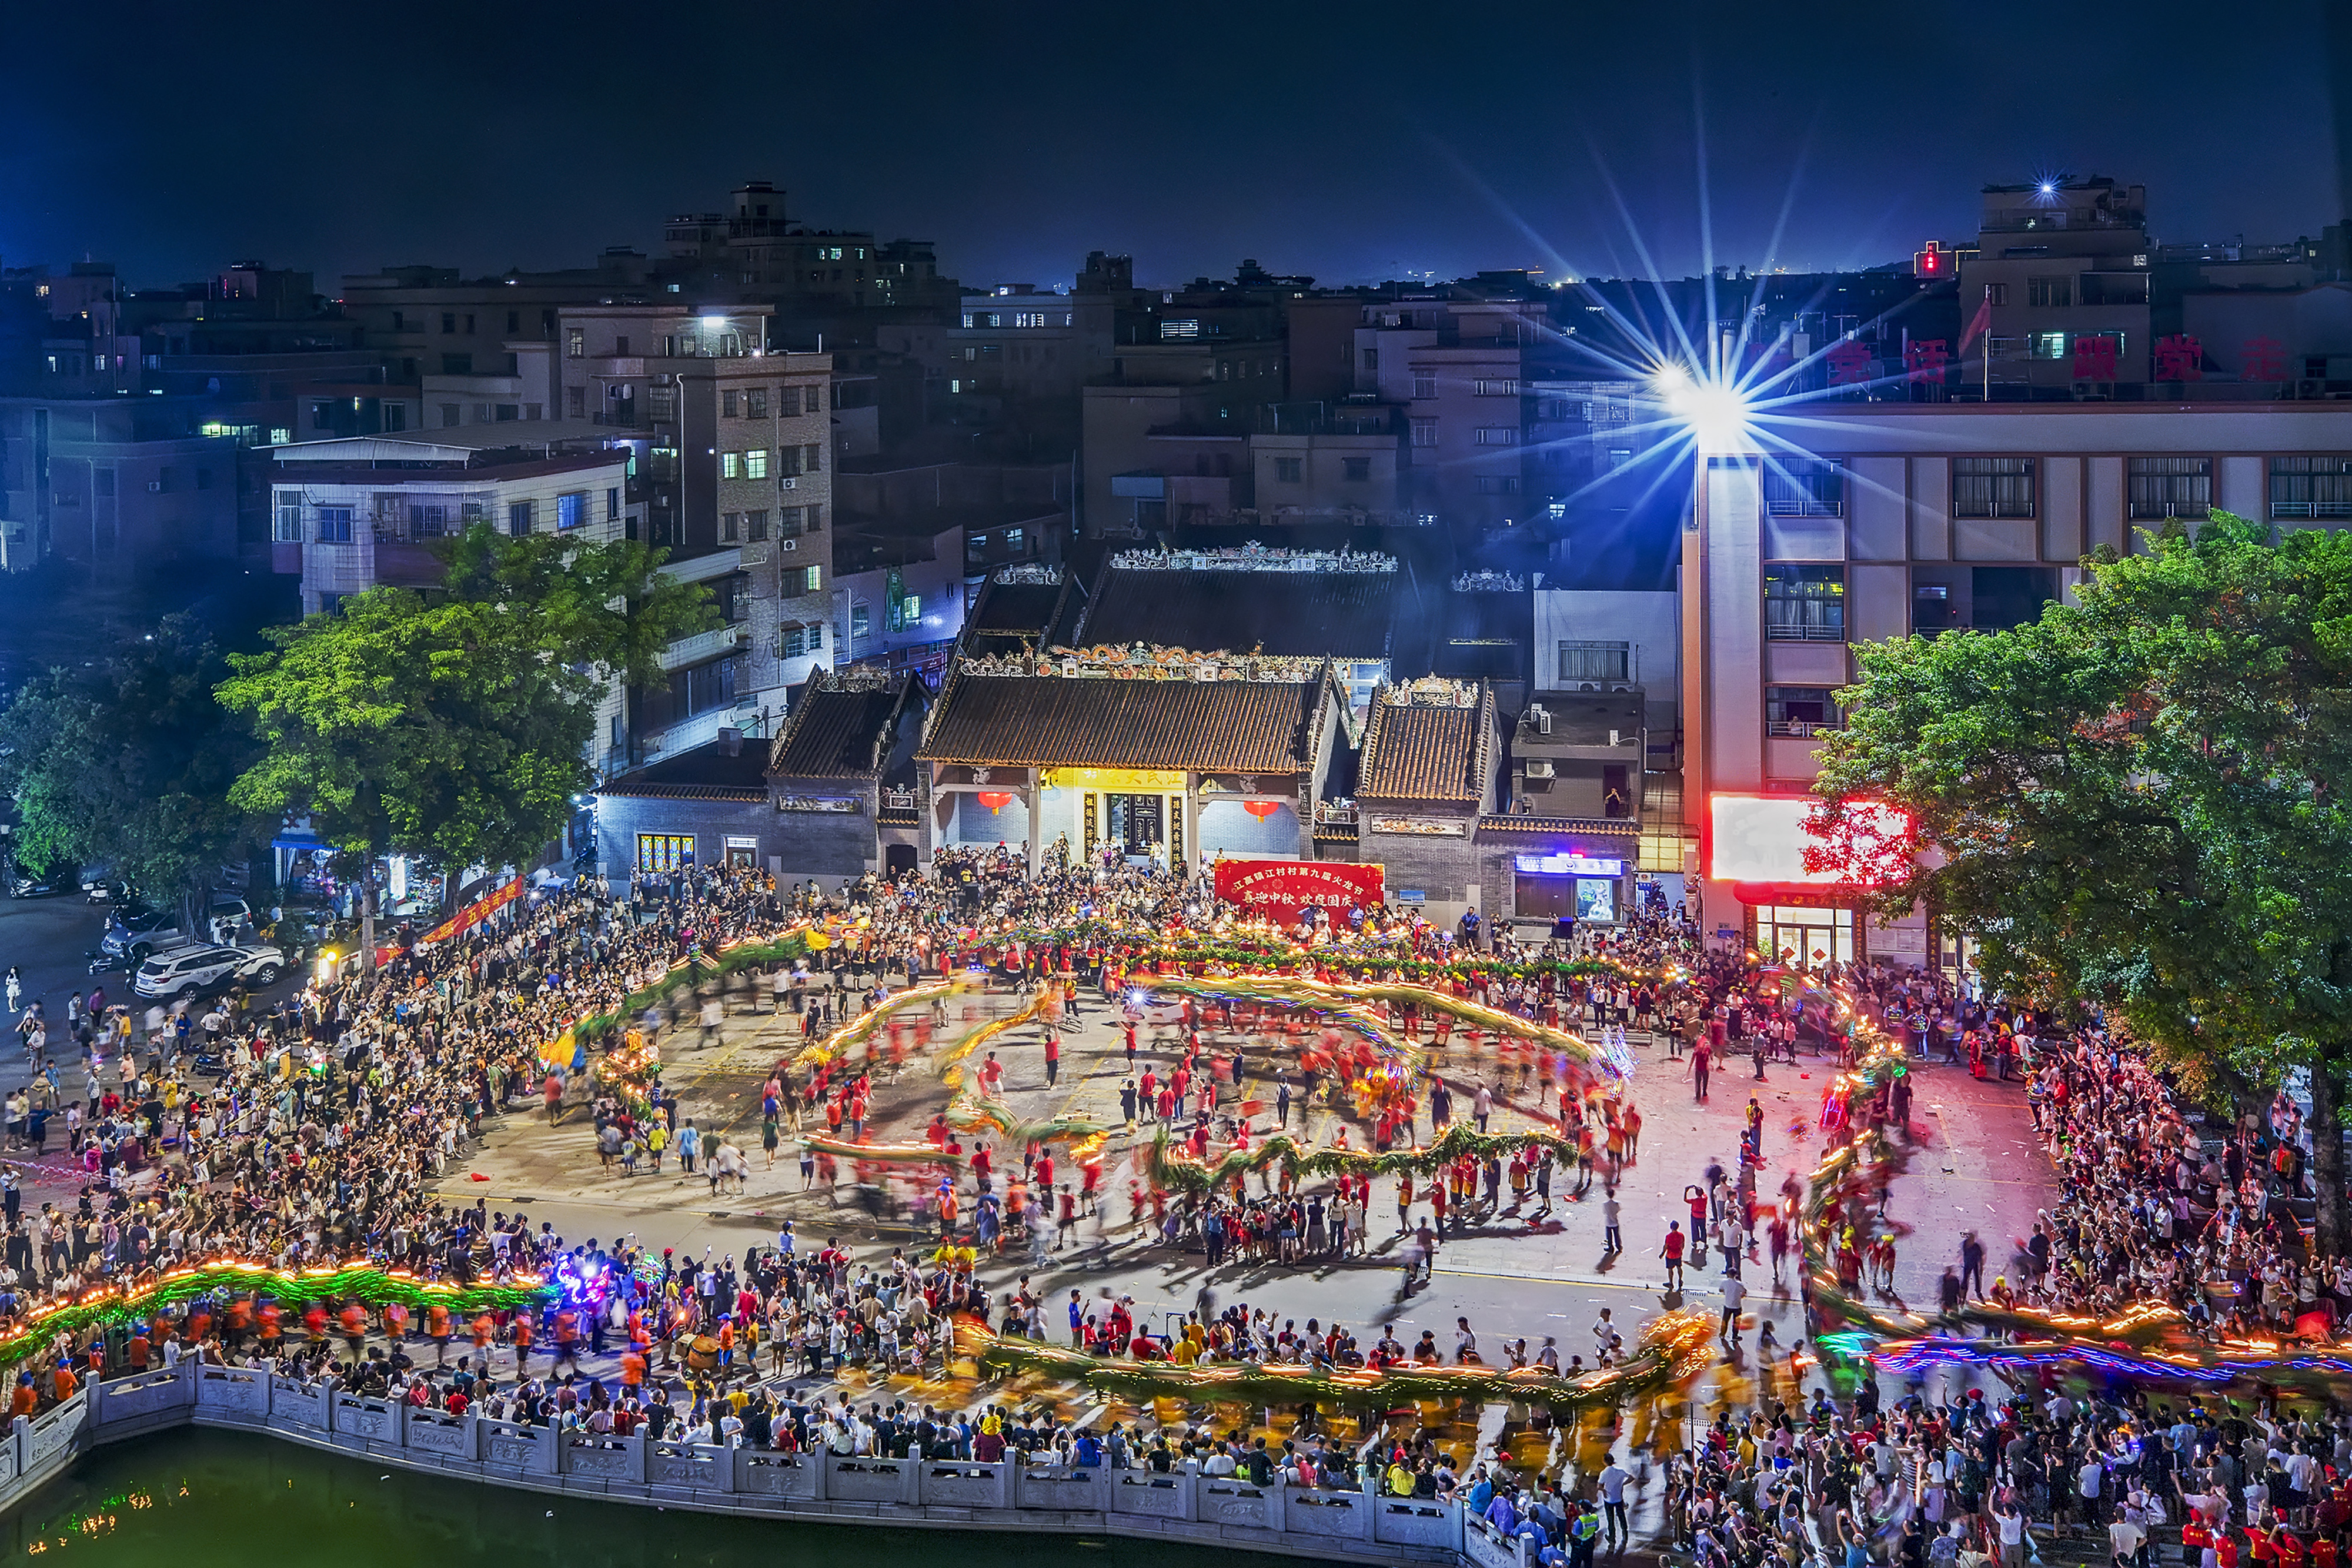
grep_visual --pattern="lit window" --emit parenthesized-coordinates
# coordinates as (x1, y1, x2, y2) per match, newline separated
(720, 452, 742, 480)
(744, 448, 769, 479)
(556, 492, 586, 530)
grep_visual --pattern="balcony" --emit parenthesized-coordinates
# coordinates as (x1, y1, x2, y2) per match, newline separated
(1763, 623, 1847, 643)
(1765, 720, 1843, 737)
(659, 623, 749, 673)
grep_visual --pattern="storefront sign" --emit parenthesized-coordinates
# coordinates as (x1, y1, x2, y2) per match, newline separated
(1514, 852, 1625, 877)
(1368, 816, 1466, 837)
(776, 795, 860, 814)
(1212, 859, 1385, 921)
(1040, 767, 1184, 791)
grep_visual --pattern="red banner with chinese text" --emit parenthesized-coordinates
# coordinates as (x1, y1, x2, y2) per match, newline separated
(1212, 859, 1385, 922)
(420, 876, 526, 945)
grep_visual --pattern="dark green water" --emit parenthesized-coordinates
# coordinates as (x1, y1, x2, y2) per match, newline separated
(3, 1430, 1245, 1567)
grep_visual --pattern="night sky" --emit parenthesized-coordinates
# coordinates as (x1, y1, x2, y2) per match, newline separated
(4, 1, 2345, 295)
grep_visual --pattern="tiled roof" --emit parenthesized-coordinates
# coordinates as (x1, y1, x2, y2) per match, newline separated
(918, 673, 1324, 773)
(970, 580, 1063, 633)
(1359, 690, 1491, 803)
(1079, 566, 1398, 657)
(596, 737, 770, 801)
(1478, 814, 1641, 835)
(769, 675, 917, 780)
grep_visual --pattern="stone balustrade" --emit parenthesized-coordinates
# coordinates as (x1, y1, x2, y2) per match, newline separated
(0, 1362, 1517, 1567)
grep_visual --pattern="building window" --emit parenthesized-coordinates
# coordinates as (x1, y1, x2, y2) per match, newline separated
(1558, 640, 1631, 684)
(783, 625, 807, 658)
(1475, 427, 1516, 446)
(777, 506, 804, 537)
(636, 834, 695, 874)
(507, 499, 534, 537)
(315, 506, 353, 544)
(606, 487, 621, 521)
(1361, 348, 1378, 372)
(1411, 372, 1437, 400)
(2026, 276, 2072, 308)
(720, 512, 740, 543)
(802, 443, 822, 473)
(2127, 456, 2212, 520)
(2269, 456, 2352, 520)
(1763, 458, 1845, 517)
(1765, 685, 1843, 736)
(440, 403, 462, 428)
(310, 400, 334, 432)
(1472, 379, 1517, 397)
(567, 327, 584, 358)
(556, 492, 586, 530)
(409, 503, 450, 537)
(721, 389, 739, 417)
(1274, 457, 1304, 483)
(851, 605, 870, 643)
(801, 564, 822, 593)
(746, 509, 768, 541)
(1342, 456, 1371, 482)
(1983, 283, 2009, 306)
(2030, 333, 2068, 360)
(1763, 564, 1846, 641)
(273, 492, 303, 543)
(1476, 476, 1519, 493)
(1951, 456, 2035, 519)
(720, 452, 742, 480)
(744, 448, 769, 479)
(1410, 419, 1437, 448)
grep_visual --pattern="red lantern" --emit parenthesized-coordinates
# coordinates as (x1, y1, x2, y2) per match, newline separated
(975, 791, 1014, 813)
(1241, 800, 1283, 820)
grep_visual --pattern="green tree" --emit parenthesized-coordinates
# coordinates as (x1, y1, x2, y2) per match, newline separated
(1811, 512, 2352, 1253)
(0, 615, 263, 929)
(217, 526, 715, 944)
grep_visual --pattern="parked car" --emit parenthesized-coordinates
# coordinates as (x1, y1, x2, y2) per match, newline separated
(132, 944, 288, 1001)
(101, 895, 254, 962)
(10, 862, 78, 899)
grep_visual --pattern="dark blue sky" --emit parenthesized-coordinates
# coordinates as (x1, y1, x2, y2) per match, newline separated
(2, 0, 2343, 293)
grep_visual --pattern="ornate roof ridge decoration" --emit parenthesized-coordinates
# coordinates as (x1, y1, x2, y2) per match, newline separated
(958, 643, 1325, 684)
(1107, 541, 1396, 574)
(812, 664, 899, 693)
(1452, 569, 1525, 592)
(1379, 674, 1481, 708)
(993, 563, 1061, 585)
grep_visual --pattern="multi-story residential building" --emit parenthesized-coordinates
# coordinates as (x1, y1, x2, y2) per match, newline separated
(662, 182, 958, 316)
(1682, 399, 2352, 968)
(340, 256, 654, 387)
(1352, 296, 1550, 535)
(1960, 177, 2155, 394)
(0, 393, 242, 571)
(550, 302, 835, 713)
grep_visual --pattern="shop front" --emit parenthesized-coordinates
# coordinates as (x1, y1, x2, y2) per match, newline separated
(1509, 850, 1629, 924)
(1742, 893, 1862, 968)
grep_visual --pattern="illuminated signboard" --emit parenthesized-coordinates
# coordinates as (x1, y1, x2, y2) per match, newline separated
(1707, 794, 1910, 885)
(1514, 853, 1624, 877)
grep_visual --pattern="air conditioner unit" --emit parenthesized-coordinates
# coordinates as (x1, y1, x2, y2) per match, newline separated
(1524, 758, 1555, 780)
(1537, 708, 1553, 734)
(779, 539, 797, 552)
(780, 477, 797, 490)
(1575, 681, 1599, 693)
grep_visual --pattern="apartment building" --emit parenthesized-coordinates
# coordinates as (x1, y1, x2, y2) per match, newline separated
(1683, 399, 2352, 968)
(1352, 297, 1550, 534)
(549, 302, 835, 716)
(0, 394, 241, 570)
(662, 182, 957, 316)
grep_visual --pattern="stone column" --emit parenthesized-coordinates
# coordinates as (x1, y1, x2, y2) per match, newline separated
(1182, 773, 1201, 877)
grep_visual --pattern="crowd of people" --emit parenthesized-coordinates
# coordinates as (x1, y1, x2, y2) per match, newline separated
(0, 841, 2336, 1568)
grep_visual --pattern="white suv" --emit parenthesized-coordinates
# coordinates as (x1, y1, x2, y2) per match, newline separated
(132, 944, 287, 1001)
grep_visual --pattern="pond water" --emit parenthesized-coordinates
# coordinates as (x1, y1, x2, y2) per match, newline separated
(4, 1429, 1242, 1567)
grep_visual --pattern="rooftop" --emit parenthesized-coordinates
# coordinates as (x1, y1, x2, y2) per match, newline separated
(769, 670, 916, 780)
(920, 663, 1333, 774)
(1080, 546, 1404, 658)
(595, 737, 769, 801)
(1358, 681, 1491, 803)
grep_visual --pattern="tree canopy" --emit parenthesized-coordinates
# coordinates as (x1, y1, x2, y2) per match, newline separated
(217, 526, 715, 883)
(1810, 512, 2352, 1251)
(0, 614, 263, 920)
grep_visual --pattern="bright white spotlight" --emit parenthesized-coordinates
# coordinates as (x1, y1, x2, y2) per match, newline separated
(2037, 181, 2056, 195)
(1653, 363, 1752, 454)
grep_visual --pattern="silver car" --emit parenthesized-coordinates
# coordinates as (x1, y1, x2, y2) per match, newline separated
(132, 944, 287, 1001)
